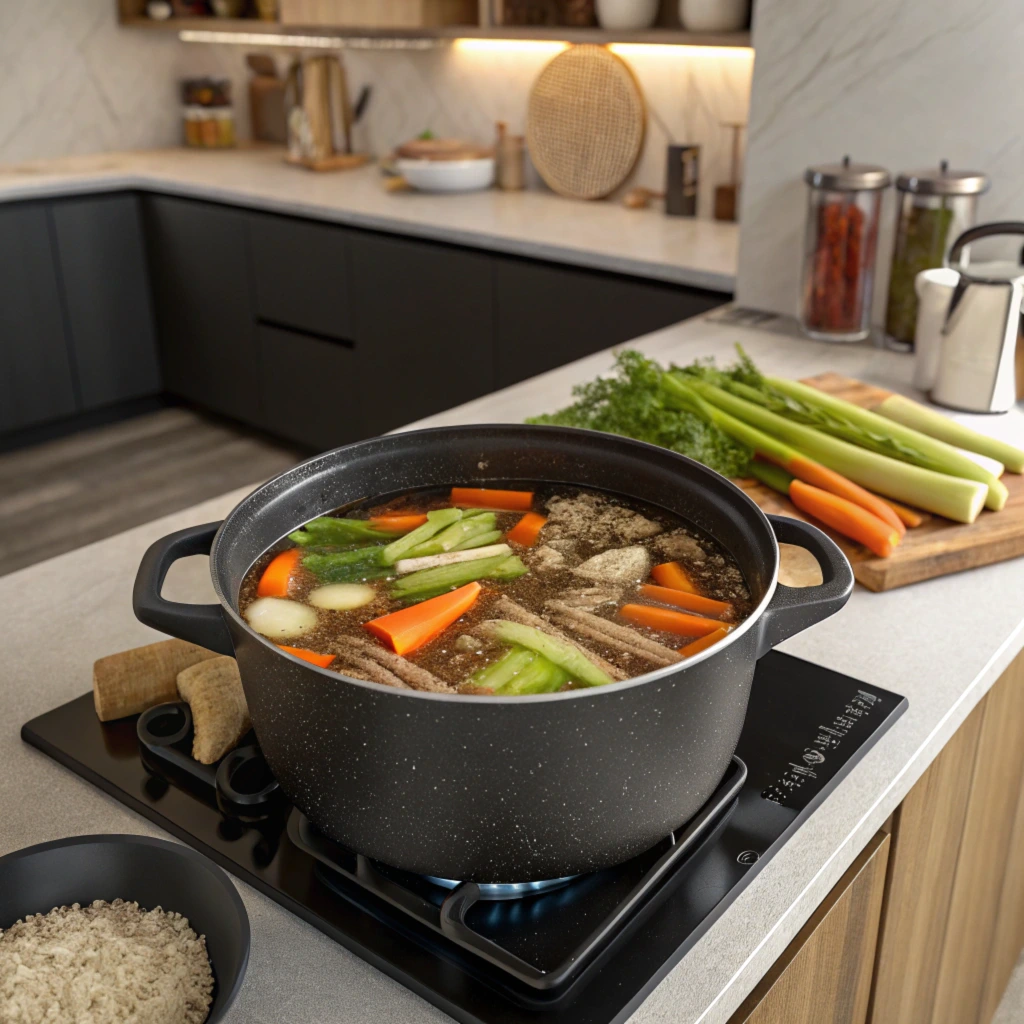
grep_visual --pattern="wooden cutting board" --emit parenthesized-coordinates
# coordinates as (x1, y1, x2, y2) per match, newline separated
(734, 373, 1024, 592)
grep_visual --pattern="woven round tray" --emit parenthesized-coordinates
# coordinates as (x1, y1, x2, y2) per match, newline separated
(526, 45, 645, 201)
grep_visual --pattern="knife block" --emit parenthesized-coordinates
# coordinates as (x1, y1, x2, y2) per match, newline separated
(285, 55, 370, 172)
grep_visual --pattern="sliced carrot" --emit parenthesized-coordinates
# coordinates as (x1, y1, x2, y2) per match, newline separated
(650, 561, 697, 594)
(786, 454, 906, 537)
(257, 548, 302, 598)
(619, 603, 723, 638)
(679, 626, 731, 658)
(507, 512, 547, 547)
(880, 498, 925, 529)
(789, 479, 901, 558)
(639, 584, 732, 621)
(279, 645, 336, 668)
(364, 581, 482, 656)
(369, 514, 428, 533)
(450, 487, 534, 512)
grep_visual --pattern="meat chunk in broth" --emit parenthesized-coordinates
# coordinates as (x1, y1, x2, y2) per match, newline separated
(529, 545, 566, 571)
(545, 492, 663, 548)
(572, 546, 650, 585)
(654, 530, 705, 563)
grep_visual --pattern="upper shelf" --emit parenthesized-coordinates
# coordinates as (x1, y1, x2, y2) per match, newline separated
(119, 16, 752, 48)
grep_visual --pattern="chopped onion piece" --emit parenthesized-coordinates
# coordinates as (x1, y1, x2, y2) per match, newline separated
(244, 597, 317, 638)
(308, 583, 376, 610)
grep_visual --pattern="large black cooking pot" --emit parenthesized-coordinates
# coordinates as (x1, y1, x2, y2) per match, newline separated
(134, 426, 852, 882)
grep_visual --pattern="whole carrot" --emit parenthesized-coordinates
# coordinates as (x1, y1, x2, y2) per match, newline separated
(789, 480, 901, 558)
(784, 454, 906, 537)
(879, 497, 925, 529)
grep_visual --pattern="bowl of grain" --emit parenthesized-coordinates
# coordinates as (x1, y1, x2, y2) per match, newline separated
(0, 834, 250, 1023)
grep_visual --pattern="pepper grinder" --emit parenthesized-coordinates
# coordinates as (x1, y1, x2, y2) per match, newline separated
(495, 121, 526, 191)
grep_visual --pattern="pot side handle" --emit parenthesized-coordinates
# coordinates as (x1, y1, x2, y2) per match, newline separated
(133, 522, 235, 657)
(756, 514, 854, 658)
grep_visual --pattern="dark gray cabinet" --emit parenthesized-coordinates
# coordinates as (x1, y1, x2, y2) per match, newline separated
(144, 196, 260, 426)
(256, 323, 360, 450)
(51, 194, 160, 411)
(250, 212, 353, 342)
(495, 257, 725, 388)
(348, 233, 495, 436)
(0, 204, 78, 433)
(0, 187, 730, 451)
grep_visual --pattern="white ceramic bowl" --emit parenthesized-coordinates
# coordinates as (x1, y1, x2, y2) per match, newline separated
(596, 0, 659, 29)
(679, 0, 750, 32)
(396, 158, 495, 193)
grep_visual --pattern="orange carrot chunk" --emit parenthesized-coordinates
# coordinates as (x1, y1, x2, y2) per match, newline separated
(364, 582, 482, 656)
(678, 626, 731, 657)
(507, 512, 547, 547)
(786, 454, 906, 537)
(788, 479, 901, 558)
(450, 487, 534, 511)
(650, 561, 697, 594)
(639, 584, 732, 621)
(619, 603, 723, 638)
(880, 498, 925, 529)
(369, 514, 429, 533)
(257, 548, 302, 598)
(279, 646, 336, 668)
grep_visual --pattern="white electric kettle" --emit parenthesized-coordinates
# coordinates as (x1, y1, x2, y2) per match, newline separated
(920, 222, 1024, 413)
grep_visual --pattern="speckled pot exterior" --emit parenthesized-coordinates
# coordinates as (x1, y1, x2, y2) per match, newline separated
(135, 426, 853, 882)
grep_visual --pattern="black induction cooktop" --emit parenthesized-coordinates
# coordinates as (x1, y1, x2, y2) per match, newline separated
(22, 651, 906, 1024)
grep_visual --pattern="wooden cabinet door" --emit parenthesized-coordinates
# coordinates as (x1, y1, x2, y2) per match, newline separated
(930, 649, 1024, 1024)
(728, 830, 890, 1024)
(494, 257, 726, 388)
(0, 203, 78, 433)
(348, 232, 495, 437)
(51, 193, 160, 410)
(867, 701, 986, 1024)
(144, 195, 259, 426)
(980, 762, 1024, 1022)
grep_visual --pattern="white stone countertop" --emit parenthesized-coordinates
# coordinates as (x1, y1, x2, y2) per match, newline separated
(3, 313, 1023, 1024)
(0, 146, 738, 292)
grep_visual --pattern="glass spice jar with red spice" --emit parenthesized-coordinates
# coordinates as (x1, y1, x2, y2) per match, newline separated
(799, 157, 890, 342)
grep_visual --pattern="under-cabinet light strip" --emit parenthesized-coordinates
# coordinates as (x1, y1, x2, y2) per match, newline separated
(178, 29, 444, 49)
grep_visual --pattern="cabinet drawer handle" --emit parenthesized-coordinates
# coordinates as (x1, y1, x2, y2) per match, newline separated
(257, 317, 354, 349)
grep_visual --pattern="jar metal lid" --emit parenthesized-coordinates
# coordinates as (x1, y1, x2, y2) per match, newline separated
(896, 163, 990, 196)
(804, 156, 890, 191)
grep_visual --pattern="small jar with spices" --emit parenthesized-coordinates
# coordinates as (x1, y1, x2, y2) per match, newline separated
(181, 77, 236, 149)
(883, 162, 989, 352)
(799, 157, 890, 343)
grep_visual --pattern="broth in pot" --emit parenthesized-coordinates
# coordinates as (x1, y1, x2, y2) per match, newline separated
(238, 485, 752, 696)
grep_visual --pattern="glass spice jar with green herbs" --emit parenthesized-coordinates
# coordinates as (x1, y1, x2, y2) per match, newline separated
(884, 164, 989, 351)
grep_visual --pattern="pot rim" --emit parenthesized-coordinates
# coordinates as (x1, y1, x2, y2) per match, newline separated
(210, 424, 780, 703)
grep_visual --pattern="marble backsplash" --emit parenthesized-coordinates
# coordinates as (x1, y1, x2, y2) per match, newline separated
(736, 0, 1024, 320)
(1, 0, 753, 219)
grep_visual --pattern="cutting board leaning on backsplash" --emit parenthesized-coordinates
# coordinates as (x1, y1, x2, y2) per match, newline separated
(734, 373, 1024, 592)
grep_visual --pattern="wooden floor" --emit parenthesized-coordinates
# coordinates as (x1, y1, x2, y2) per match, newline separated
(0, 408, 305, 578)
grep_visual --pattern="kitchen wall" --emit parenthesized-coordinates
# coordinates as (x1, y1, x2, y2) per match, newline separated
(1, 0, 753, 219)
(335, 42, 754, 214)
(0, 0, 237, 161)
(736, 0, 1024, 319)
